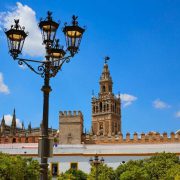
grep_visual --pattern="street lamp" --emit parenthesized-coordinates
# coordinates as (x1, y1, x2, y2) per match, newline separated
(89, 154, 105, 180)
(4, 11, 85, 180)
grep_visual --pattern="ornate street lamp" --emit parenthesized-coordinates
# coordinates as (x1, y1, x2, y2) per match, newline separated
(89, 155, 105, 180)
(4, 11, 85, 180)
(63, 15, 85, 56)
(5, 19, 28, 59)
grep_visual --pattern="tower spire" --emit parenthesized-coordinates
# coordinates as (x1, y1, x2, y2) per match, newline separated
(1, 115, 5, 127)
(12, 108, 16, 127)
(99, 56, 113, 94)
(11, 108, 16, 135)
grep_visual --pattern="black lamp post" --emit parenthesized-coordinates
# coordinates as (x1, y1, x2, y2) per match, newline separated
(89, 155, 104, 180)
(5, 11, 85, 180)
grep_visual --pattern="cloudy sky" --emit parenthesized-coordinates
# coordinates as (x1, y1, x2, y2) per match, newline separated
(0, 0, 180, 134)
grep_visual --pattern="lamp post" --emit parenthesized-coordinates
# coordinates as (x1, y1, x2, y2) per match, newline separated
(89, 155, 104, 180)
(4, 11, 85, 180)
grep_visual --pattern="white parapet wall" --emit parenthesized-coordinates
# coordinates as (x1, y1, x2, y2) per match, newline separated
(0, 143, 180, 173)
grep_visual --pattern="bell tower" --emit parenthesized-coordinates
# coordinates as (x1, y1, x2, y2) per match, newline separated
(92, 57, 121, 136)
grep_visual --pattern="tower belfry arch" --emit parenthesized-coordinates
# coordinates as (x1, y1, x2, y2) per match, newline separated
(91, 57, 121, 136)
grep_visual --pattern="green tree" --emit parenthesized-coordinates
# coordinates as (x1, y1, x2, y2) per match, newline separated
(0, 153, 40, 180)
(115, 152, 180, 180)
(144, 152, 180, 180)
(24, 158, 40, 180)
(165, 164, 180, 180)
(88, 164, 115, 180)
(58, 169, 87, 180)
(116, 160, 150, 180)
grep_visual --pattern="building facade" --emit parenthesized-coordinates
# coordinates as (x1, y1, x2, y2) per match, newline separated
(0, 109, 56, 144)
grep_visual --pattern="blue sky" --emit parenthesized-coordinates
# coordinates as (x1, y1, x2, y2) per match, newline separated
(0, 0, 180, 135)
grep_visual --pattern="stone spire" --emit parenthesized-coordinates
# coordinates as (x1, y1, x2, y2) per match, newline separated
(1, 115, 5, 126)
(11, 109, 16, 135)
(28, 122, 32, 133)
(22, 121, 25, 130)
(0, 115, 5, 135)
(99, 56, 113, 95)
(11, 109, 16, 128)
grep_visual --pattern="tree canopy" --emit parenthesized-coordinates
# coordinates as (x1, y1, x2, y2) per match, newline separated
(88, 163, 116, 180)
(0, 152, 40, 180)
(116, 152, 180, 180)
(58, 169, 87, 180)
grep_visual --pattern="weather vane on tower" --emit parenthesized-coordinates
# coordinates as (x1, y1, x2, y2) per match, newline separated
(104, 56, 110, 64)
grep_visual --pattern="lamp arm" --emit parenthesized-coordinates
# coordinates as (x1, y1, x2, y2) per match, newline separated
(17, 58, 45, 77)
(15, 54, 73, 78)
(16, 57, 44, 63)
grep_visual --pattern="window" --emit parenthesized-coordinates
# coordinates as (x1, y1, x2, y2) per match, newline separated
(102, 85, 105, 92)
(93, 106, 95, 113)
(100, 102, 102, 112)
(70, 162, 78, 170)
(107, 104, 109, 111)
(51, 163, 59, 176)
(109, 85, 112, 92)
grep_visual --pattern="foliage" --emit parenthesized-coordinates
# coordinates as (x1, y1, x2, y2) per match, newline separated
(116, 160, 150, 180)
(116, 152, 180, 180)
(58, 169, 87, 180)
(88, 163, 116, 180)
(0, 153, 40, 180)
(24, 158, 40, 180)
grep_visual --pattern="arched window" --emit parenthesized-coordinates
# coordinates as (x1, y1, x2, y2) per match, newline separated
(12, 138, 16, 143)
(107, 104, 109, 111)
(100, 102, 102, 112)
(102, 85, 106, 92)
(93, 106, 95, 113)
(103, 104, 106, 111)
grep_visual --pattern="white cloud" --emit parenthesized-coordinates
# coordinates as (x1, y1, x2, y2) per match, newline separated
(175, 111, 180, 118)
(2, 114, 22, 128)
(120, 93, 137, 107)
(0, 72, 10, 94)
(153, 99, 170, 109)
(0, 2, 45, 57)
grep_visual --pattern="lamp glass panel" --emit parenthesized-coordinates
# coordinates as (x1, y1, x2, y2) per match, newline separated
(67, 30, 82, 38)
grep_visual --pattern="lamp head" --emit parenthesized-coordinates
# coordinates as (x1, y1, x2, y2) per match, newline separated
(5, 19, 28, 59)
(63, 15, 85, 56)
(48, 39, 66, 66)
(39, 11, 59, 46)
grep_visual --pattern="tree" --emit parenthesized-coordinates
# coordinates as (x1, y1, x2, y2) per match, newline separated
(144, 152, 180, 180)
(116, 160, 150, 180)
(0, 153, 40, 180)
(115, 152, 180, 180)
(58, 169, 87, 180)
(24, 158, 40, 180)
(88, 164, 116, 180)
(165, 164, 180, 180)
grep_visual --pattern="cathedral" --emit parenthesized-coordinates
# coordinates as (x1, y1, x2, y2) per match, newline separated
(0, 109, 56, 143)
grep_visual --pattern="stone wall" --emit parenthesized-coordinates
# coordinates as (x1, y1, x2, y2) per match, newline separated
(0, 135, 39, 144)
(59, 111, 83, 144)
(83, 132, 180, 144)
